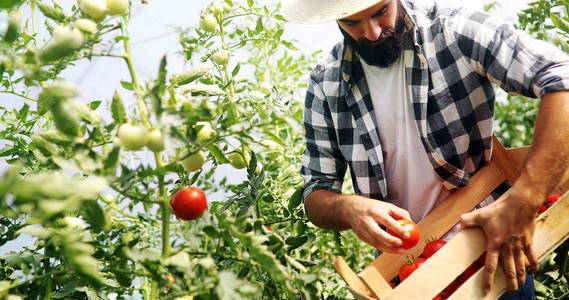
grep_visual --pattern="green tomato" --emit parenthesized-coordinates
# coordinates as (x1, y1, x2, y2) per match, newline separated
(146, 128, 165, 152)
(182, 150, 206, 172)
(211, 2, 224, 16)
(211, 50, 229, 65)
(223, 2, 232, 13)
(195, 121, 213, 142)
(40, 26, 85, 62)
(75, 18, 98, 34)
(106, 0, 129, 15)
(199, 14, 217, 32)
(62, 216, 86, 230)
(227, 152, 246, 169)
(118, 123, 149, 151)
(79, 0, 108, 22)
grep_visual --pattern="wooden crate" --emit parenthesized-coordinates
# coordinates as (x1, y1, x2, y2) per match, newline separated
(333, 136, 569, 300)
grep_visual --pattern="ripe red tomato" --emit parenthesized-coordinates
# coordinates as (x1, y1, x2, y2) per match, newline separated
(387, 219, 420, 249)
(423, 239, 446, 259)
(170, 187, 207, 221)
(539, 194, 561, 213)
(398, 257, 426, 281)
(432, 295, 442, 300)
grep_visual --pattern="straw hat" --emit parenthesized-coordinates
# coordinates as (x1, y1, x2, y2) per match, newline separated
(281, 0, 387, 24)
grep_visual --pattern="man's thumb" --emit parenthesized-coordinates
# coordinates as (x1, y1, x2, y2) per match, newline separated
(459, 211, 477, 231)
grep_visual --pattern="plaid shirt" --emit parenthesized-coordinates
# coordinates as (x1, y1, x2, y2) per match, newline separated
(301, 0, 569, 202)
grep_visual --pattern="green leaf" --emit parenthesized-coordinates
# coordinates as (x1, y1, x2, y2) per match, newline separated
(285, 235, 308, 250)
(157, 55, 167, 85)
(255, 17, 263, 33)
(103, 147, 120, 171)
(120, 80, 134, 91)
(37, 80, 79, 115)
(36, 1, 67, 22)
(232, 62, 241, 77)
(203, 225, 219, 238)
(287, 186, 303, 211)
(216, 271, 257, 299)
(169, 66, 210, 86)
(247, 0, 253, 7)
(207, 145, 229, 164)
(67, 254, 104, 287)
(0, 0, 23, 9)
(80, 200, 107, 233)
(551, 14, 569, 34)
(111, 90, 128, 124)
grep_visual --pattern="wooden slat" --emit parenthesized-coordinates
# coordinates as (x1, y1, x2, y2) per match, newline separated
(359, 266, 394, 299)
(332, 256, 371, 296)
(384, 228, 487, 300)
(491, 135, 522, 183)
(504, 146, 530, 168)
(360, 162, 506, 282)
(447, 191, 569, 300)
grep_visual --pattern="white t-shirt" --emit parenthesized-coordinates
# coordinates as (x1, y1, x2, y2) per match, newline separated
(360, 55, 451, 223)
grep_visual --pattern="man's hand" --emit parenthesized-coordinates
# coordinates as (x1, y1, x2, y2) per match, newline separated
(346, 195, 413, 253)
(460, 186, 540, 294)
(305, 190, 412, 253)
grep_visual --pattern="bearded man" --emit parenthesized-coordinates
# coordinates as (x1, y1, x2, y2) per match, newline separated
(282, 0, 569, 298)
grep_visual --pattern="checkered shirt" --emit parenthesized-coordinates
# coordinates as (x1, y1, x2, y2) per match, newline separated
(301, 0, 569, 202)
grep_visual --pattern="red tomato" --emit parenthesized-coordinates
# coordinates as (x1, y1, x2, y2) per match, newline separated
(423, 239, 446, 259)
(387, 219, 420, 249)
(388, 282, 395, 288)
(398, 257, 426, 281)
(170, 187, 207, 221)
(432, 295, 442, 300)
(540, 194, 561, 213)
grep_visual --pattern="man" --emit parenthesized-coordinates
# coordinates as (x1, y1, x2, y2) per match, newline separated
(281, 0, 569, 298)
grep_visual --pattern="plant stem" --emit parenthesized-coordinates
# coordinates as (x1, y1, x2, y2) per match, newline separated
(119, 17, 151, 128)
(156, 154, 170, 258)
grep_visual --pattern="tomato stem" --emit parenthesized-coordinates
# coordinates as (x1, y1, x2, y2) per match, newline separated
(119, 16, 151, 128)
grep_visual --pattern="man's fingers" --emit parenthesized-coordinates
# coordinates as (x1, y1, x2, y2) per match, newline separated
(500, 244, 518, 292)
(513, 246, 526, 288)
(524, 241, 540, 273)
(483, 248, 500, 295)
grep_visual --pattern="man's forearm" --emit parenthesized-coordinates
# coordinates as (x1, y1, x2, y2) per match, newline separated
(515, 90, 569, 205)
(305, 189, 357, 231)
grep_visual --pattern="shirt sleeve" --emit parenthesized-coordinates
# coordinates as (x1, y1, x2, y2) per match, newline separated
(450, 9, 569, 97)
(300, 68, 347, 201)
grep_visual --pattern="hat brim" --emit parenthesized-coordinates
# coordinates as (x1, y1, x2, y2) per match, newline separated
(281, 0, 387, 24)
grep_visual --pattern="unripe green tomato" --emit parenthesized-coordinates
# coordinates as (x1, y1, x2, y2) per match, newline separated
(222, 2, 232, 13)
(200, 14, 217, 32)
(255, 161, 263, 175)
(195, 121, 213, 142)
(75, 18, 98, 34)
(118, 123, 149, 151)
(53, 25, 85, 49)
(211, 50, 229, 65)
(211, 2, 224, 16)
(62, 216, 86, 230)
(79, 0, 108, 22)
(146, 128, 165, 152)
(182, 150, 206, 172)
(106, 0, 129, 15)
(227, 152, 246, 169)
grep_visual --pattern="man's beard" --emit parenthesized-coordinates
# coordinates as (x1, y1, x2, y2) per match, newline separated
(339, 4, 407, 67)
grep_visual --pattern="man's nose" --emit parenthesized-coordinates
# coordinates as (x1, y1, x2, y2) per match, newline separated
(362, 19, 382, 42)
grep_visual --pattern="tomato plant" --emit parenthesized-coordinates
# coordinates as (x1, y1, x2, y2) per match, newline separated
(387, 219, 420, 250)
